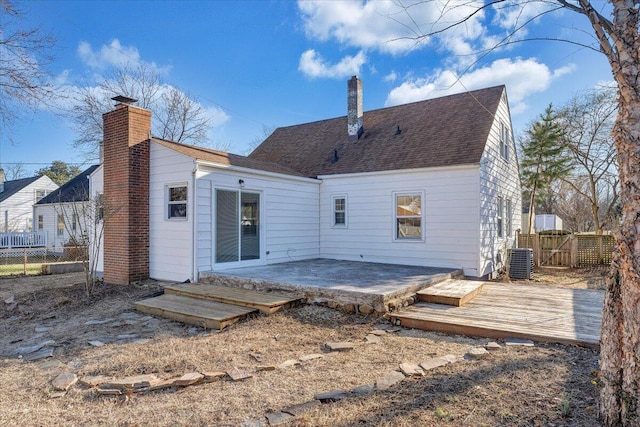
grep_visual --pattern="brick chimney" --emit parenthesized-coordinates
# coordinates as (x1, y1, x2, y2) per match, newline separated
(347, 76, 363, 140)
(102, 96, 151, 285)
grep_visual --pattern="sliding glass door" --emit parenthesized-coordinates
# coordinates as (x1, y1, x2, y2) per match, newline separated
(215, 189, 260, 263)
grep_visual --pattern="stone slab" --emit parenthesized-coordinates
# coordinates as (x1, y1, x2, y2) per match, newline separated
(278, 359, 301, 369)
(51, 372, 78, 391)
(79, 375, 111, 387)
(24, 347, 54, 361)
(202, 371, 227, 382)
(282, 400, 321, 416)
(102, 374, 158, 390)
(419, 357, 449, 371)
(351, 383, 375, 396)
(505, 338, 535, 347)
(376, 371, 405, 390)
(365, 334, 381, 344)
(265, 412, 294, 426)
(466, 347, 490, 359)
(174, 372, 204, 386)
(227, 368, 252, 381)
(315, 390, 348, 403)
(325, 342, 356, 352)
(299, 353, 325, 362)
(399, 362, 424, 376)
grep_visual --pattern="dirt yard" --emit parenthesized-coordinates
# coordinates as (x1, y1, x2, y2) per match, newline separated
(0, 269, 605, 426)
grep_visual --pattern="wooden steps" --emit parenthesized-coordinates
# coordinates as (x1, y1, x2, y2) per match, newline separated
(164, 283, 302, 314)
(416, 279, 485, 307)
(135, 284, 302, 330)
(135, 294, 257, 330)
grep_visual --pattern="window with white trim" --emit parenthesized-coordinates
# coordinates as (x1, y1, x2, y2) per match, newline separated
(505, 198, 512, 237)
(35, 189, 49, 203)
(497, 196, 504, 238)
(57, 214, 64, 236)
(394, 192, 423, 240)
(37, 215, 43, 231)
(332, 195, 346, 227)
(499, 121, 510, 161)
(167, 185, 187, 219)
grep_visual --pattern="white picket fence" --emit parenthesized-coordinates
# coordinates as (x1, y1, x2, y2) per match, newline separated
(0, 232, 48, 249)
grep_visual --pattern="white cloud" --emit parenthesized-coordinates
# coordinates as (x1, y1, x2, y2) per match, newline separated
(385, 57, 575, 114)
(298, 49, 366, 79)
(298, 0, 486, 56)
(203, 105, 230, 127)
(492, 1, 554, 31)
(384, 71, 398, 82)
(77, 39, 171, 74)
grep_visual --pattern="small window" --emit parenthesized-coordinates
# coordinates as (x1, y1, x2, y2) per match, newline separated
(37, 215, 43, 231)
(497, 196, 504, 238)
(499, 121, 510, 161)
(505, 199, 512, 237)
(167, 185, 187, 219)
(395, 193, 423, 240)
(332, 196, 346, 227)
(35, 189, 49, 202)
(57, 214, 64, 236)
(72, 213, 78, 232)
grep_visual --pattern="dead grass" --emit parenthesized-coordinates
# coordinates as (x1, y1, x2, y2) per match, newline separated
(493, 265, 609, 290)
(0, 273, 602, 426)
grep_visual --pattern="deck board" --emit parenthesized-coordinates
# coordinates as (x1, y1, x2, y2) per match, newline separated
(390, 283, 603, 347)
(135, 294, 258, 330)
(164, 283, 301, 314)
(416, 279, 485, 306)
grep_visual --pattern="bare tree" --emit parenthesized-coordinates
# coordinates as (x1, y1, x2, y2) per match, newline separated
(558, 86, 619, 234)
(3, 162, 27, 180)
(244, 124, 276, 155)
(397, 2, 640, 424)
(0, 0, 56, 128)
(69, 65, 213, 161)
(54, 189, 119, 297)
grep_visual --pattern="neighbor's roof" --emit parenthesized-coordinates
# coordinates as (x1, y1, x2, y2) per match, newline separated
(249, 85, 505, 178)
(37, 165, 100, 204)
(0, 176, 47, 203)
(152, 138, 306, 177)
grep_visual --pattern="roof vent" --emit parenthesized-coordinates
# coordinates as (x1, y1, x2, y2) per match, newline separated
(395, 126, 402, 135)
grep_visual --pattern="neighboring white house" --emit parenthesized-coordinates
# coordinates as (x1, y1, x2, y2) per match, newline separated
(0, 172, 58, 232)
(34, 165, 100, 249)
(91, 80, 521, 284)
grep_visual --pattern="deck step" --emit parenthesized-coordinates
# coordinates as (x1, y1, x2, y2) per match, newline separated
(416, 279, 485, 307)
(135, 294, 258, 330)
(163, 283, 302, 314)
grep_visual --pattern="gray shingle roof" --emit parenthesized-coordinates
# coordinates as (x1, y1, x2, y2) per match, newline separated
(0, 176, 42, 203)
(249, 85, 505, 178)
(36, 165, 99, 204)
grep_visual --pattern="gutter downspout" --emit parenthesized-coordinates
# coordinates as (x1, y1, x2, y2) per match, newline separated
(191, 161, 198, 282)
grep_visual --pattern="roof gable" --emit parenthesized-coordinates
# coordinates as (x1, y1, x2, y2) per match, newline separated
(36, 165, 99, 204)
(249, 85, 505, 177)
(0, 175, 46, 203)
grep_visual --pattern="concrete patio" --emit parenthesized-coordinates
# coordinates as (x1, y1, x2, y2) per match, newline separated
(199, 259, 462, 313)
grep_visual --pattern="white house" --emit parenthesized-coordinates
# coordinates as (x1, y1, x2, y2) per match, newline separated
(91, 80, 521, 285)
(0, 172, 58, 232)
(34, 165, 100, 249)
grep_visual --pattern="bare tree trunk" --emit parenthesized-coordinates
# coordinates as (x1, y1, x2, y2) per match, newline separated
(599, 94, 640, 426)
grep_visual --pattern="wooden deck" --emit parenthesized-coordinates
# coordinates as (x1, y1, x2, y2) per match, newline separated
(416, 279, 485, 306)
(389, 283, 603, 347)
(164, 283, 302, 314)
(135, 294, 258, 330)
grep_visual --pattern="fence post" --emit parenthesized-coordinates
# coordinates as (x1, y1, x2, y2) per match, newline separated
(23, 247, 27, 275)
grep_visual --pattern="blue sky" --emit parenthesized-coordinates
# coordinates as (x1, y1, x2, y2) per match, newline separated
(3, 0, 613, 175)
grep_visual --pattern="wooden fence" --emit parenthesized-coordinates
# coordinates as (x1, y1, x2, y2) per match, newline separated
(517, 232, 615, 267)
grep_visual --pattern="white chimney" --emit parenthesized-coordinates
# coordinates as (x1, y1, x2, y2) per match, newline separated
(347, 76, 363, 140)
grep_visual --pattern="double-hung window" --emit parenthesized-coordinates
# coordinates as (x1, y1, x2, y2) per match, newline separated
(499, 121, 510, 161)
(332, 195, 346, 227)
(395, 192, 423, 240)
(37, 215, 43, 231)
(167, 184, 187, 219)
(57, 214, 64, 236)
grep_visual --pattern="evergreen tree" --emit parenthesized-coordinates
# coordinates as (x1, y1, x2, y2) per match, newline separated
(37, 161, 82, 186)
(520, 104, 573, 234)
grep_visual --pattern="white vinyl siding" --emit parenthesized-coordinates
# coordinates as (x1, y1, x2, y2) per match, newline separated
(34, 202, 87, 249)
(479, 90, 521, 277)
(0, 175, 57, 232)
(319, 166, 480, 275)
(149, 144, 195, 282)
(195, 166, 320, 272)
